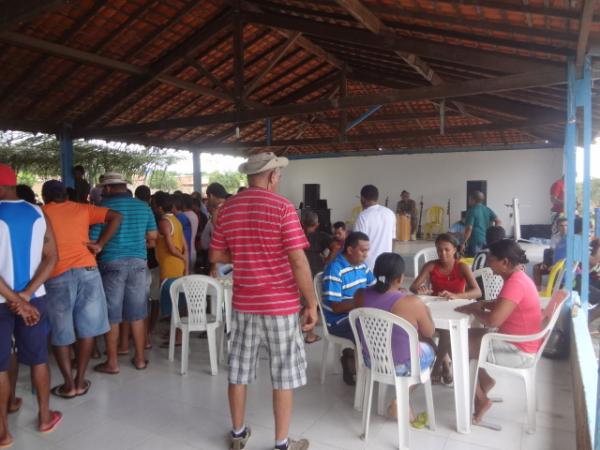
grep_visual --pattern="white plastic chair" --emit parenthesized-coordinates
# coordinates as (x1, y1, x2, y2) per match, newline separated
(472, 252, 488, 271)
(314, 273, 364, 409)
(168, 275, 224, 375)
(412, 247, 438, 278)
(349, 308, 436, 450)
(471, 289, 569, 433)
(472, 267, 504, 301)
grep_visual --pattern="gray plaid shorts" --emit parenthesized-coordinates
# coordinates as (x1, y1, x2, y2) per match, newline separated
(228, 311, 307, 390)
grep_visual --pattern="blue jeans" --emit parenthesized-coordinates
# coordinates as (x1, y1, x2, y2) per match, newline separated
(99, 258, 149, 323)
(328, 318, 355, 343)
(45, 267, 110, 346)
(0, 297, 50, 371)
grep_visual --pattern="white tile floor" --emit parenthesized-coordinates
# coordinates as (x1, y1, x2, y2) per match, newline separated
(8, 326, 576, 450)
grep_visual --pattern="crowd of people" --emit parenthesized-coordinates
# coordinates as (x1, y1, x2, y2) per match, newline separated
(0, 153, 590, 450)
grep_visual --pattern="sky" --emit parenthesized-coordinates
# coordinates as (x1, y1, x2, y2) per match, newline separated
(167, 150, 245, 174)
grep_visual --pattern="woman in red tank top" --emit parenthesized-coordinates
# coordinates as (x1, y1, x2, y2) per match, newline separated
(410, 234, 481, 383)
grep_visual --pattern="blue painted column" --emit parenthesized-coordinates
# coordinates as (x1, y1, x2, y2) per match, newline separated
(59, 126, 74, 188)
(580, 57, 592, 309)
(192, 150, 202, 193)
(564, 60, 577, 293)
(595, 209, 600, 238)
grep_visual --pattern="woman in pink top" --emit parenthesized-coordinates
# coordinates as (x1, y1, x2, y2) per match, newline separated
(456, 239, 542, 424)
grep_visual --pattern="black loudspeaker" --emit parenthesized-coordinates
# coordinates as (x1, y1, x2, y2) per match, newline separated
(466, 180, 487, 209)
(304, 184, 320, 209)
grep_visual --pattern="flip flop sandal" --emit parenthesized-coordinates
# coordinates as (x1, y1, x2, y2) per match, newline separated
(77, 380, 92, 397)
(7, 397, 22, 414)
(0, 438, 14, 449)
(39, 411, 63, 434)
(304, 335, 321, 344)
(50, 385, 77, 399)
(93, 363, 120, 375)
(131, 358, 149, 370)
(410, 412, 428, 429)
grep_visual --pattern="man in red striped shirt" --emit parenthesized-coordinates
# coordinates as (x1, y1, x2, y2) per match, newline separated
(210, 152, 318, 450)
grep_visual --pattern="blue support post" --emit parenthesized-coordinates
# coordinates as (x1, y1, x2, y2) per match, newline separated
(59, 126, 74, 189)
(192, 150, 202, 193)
(564, 60, 577, 293)
(596, 208, 600, 238)
(580, 57, 592, 310)
(346, 105, 382, 132)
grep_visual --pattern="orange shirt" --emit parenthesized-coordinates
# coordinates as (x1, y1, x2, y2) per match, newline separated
(43, 201, 109, 277)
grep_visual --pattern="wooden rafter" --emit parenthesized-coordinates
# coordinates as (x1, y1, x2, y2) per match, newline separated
(163, 117, 564, 151)
(68, 9, 234, 128)
(243, 11, 558, 74)
(245, 32, 300, 96)
(0, 0, 70, 32)
(77, 68, 573, 138)
(576, 0, 598, 69)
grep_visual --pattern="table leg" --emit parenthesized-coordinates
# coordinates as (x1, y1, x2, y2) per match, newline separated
(449, 319, 471, 434)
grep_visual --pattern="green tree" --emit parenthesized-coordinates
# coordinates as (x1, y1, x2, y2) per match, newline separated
(148, 170, 179, 191)
(577, 178, 600, 210)
(16, 171, 37, 186)
(208, 171, 245, 194)
(0, 131, 180, 183)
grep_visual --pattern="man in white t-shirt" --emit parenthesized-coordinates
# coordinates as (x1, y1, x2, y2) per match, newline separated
(354, 184, 396, 269)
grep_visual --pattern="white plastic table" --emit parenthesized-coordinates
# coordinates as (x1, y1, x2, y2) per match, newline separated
(423, 297, 475, 434)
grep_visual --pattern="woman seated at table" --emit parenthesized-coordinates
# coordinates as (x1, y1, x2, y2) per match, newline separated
(455, 239, 542, 424)
(354, 252, 435, 426)
(410, 233, 481, 384)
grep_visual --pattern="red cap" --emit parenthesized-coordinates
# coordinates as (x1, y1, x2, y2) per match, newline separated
(0, 164, 17, 187)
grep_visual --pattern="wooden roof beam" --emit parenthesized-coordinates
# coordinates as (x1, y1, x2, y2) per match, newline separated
(71, 9, 234, 128)
(576, 0, 599, 70)
(245, 32, 300, 97)
(77, 68, 572, 138)
(335, 0, 441, 84)
(170, 117, 564, 151)
(0, 0, 70, 32)
(243, 11, 558, 74)
(435, 0, 598, 21)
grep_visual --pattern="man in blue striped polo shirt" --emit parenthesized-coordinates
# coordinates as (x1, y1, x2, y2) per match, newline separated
(90, 173, 157, 374)
(322, 231, 375, 385)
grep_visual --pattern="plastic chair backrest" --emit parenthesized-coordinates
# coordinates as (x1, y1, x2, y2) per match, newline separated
(539, 259, 566, 297)
(535, 289, 569, 363)
(413, 247, 438, 277)
(314, 272, 331, 339)
(473, 267, 504, 301)
(472, 252, 488, 271)
(426, 206, 445, 224)
(349, 307, 422, 381)
(170, 275, 223, 329)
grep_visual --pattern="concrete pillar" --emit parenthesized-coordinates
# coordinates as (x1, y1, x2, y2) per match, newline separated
(59, 126, 74, 188)
(192, 149, 202, 193)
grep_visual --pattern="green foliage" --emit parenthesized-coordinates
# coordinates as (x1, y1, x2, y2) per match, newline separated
(148, 170, 179, 191)
(16, 171, 37, 186)
(207, 171, 245, 194)
(576, 178, 600, 210)
(0, 131, 180, 183)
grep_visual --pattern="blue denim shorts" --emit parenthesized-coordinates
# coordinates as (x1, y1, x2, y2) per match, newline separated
(45, 267, 110, 346)
(363, 342, 436, 377)
(99, 258, 149, 323)
(0, 297, 50, 371)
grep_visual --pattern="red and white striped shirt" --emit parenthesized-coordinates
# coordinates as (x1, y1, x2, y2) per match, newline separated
(210, 187, 308, 315)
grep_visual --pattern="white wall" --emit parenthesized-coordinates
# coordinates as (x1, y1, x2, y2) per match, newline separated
(279, 148, 563, 229)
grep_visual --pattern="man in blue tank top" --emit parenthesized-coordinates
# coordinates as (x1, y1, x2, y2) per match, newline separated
(0, 164, 62, 446)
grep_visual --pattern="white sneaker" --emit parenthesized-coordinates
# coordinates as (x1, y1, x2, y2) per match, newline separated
(274, 438, 310, 450)
(230, 427, 251, 450)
